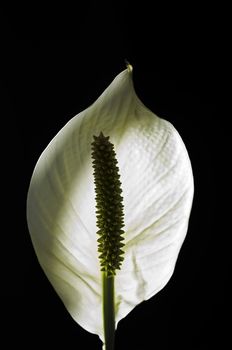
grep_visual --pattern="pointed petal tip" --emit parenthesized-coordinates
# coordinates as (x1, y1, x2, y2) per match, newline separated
(125, 59, 133, 73)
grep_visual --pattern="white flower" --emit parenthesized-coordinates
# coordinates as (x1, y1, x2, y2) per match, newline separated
(27, 67, 194, 343)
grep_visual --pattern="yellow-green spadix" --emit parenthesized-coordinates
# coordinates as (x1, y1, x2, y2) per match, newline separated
(27, 66, 194, 343)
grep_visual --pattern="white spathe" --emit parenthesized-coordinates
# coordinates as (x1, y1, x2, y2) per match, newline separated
(27, 67, 194, 342)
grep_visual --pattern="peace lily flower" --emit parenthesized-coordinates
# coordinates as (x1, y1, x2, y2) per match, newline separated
(27, 64, 194, 349)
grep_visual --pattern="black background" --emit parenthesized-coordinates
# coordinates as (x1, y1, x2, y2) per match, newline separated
(5, 2, 227, 349)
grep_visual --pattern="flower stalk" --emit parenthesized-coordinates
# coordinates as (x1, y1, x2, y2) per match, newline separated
(103, 273, 115, 350)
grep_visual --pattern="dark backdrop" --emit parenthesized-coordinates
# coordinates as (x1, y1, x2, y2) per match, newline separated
(5, 3, 227, 349)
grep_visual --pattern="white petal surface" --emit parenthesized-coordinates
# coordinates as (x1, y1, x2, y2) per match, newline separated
(27, 68, 194, 341)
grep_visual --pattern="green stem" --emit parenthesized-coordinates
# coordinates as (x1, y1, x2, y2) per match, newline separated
(103, 272, 115, 350)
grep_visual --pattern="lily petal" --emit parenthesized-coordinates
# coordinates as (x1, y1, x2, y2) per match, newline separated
(27, 68, 194, 341)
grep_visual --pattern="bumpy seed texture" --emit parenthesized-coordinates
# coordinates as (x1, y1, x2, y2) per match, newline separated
(91, 132, 125, 277)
